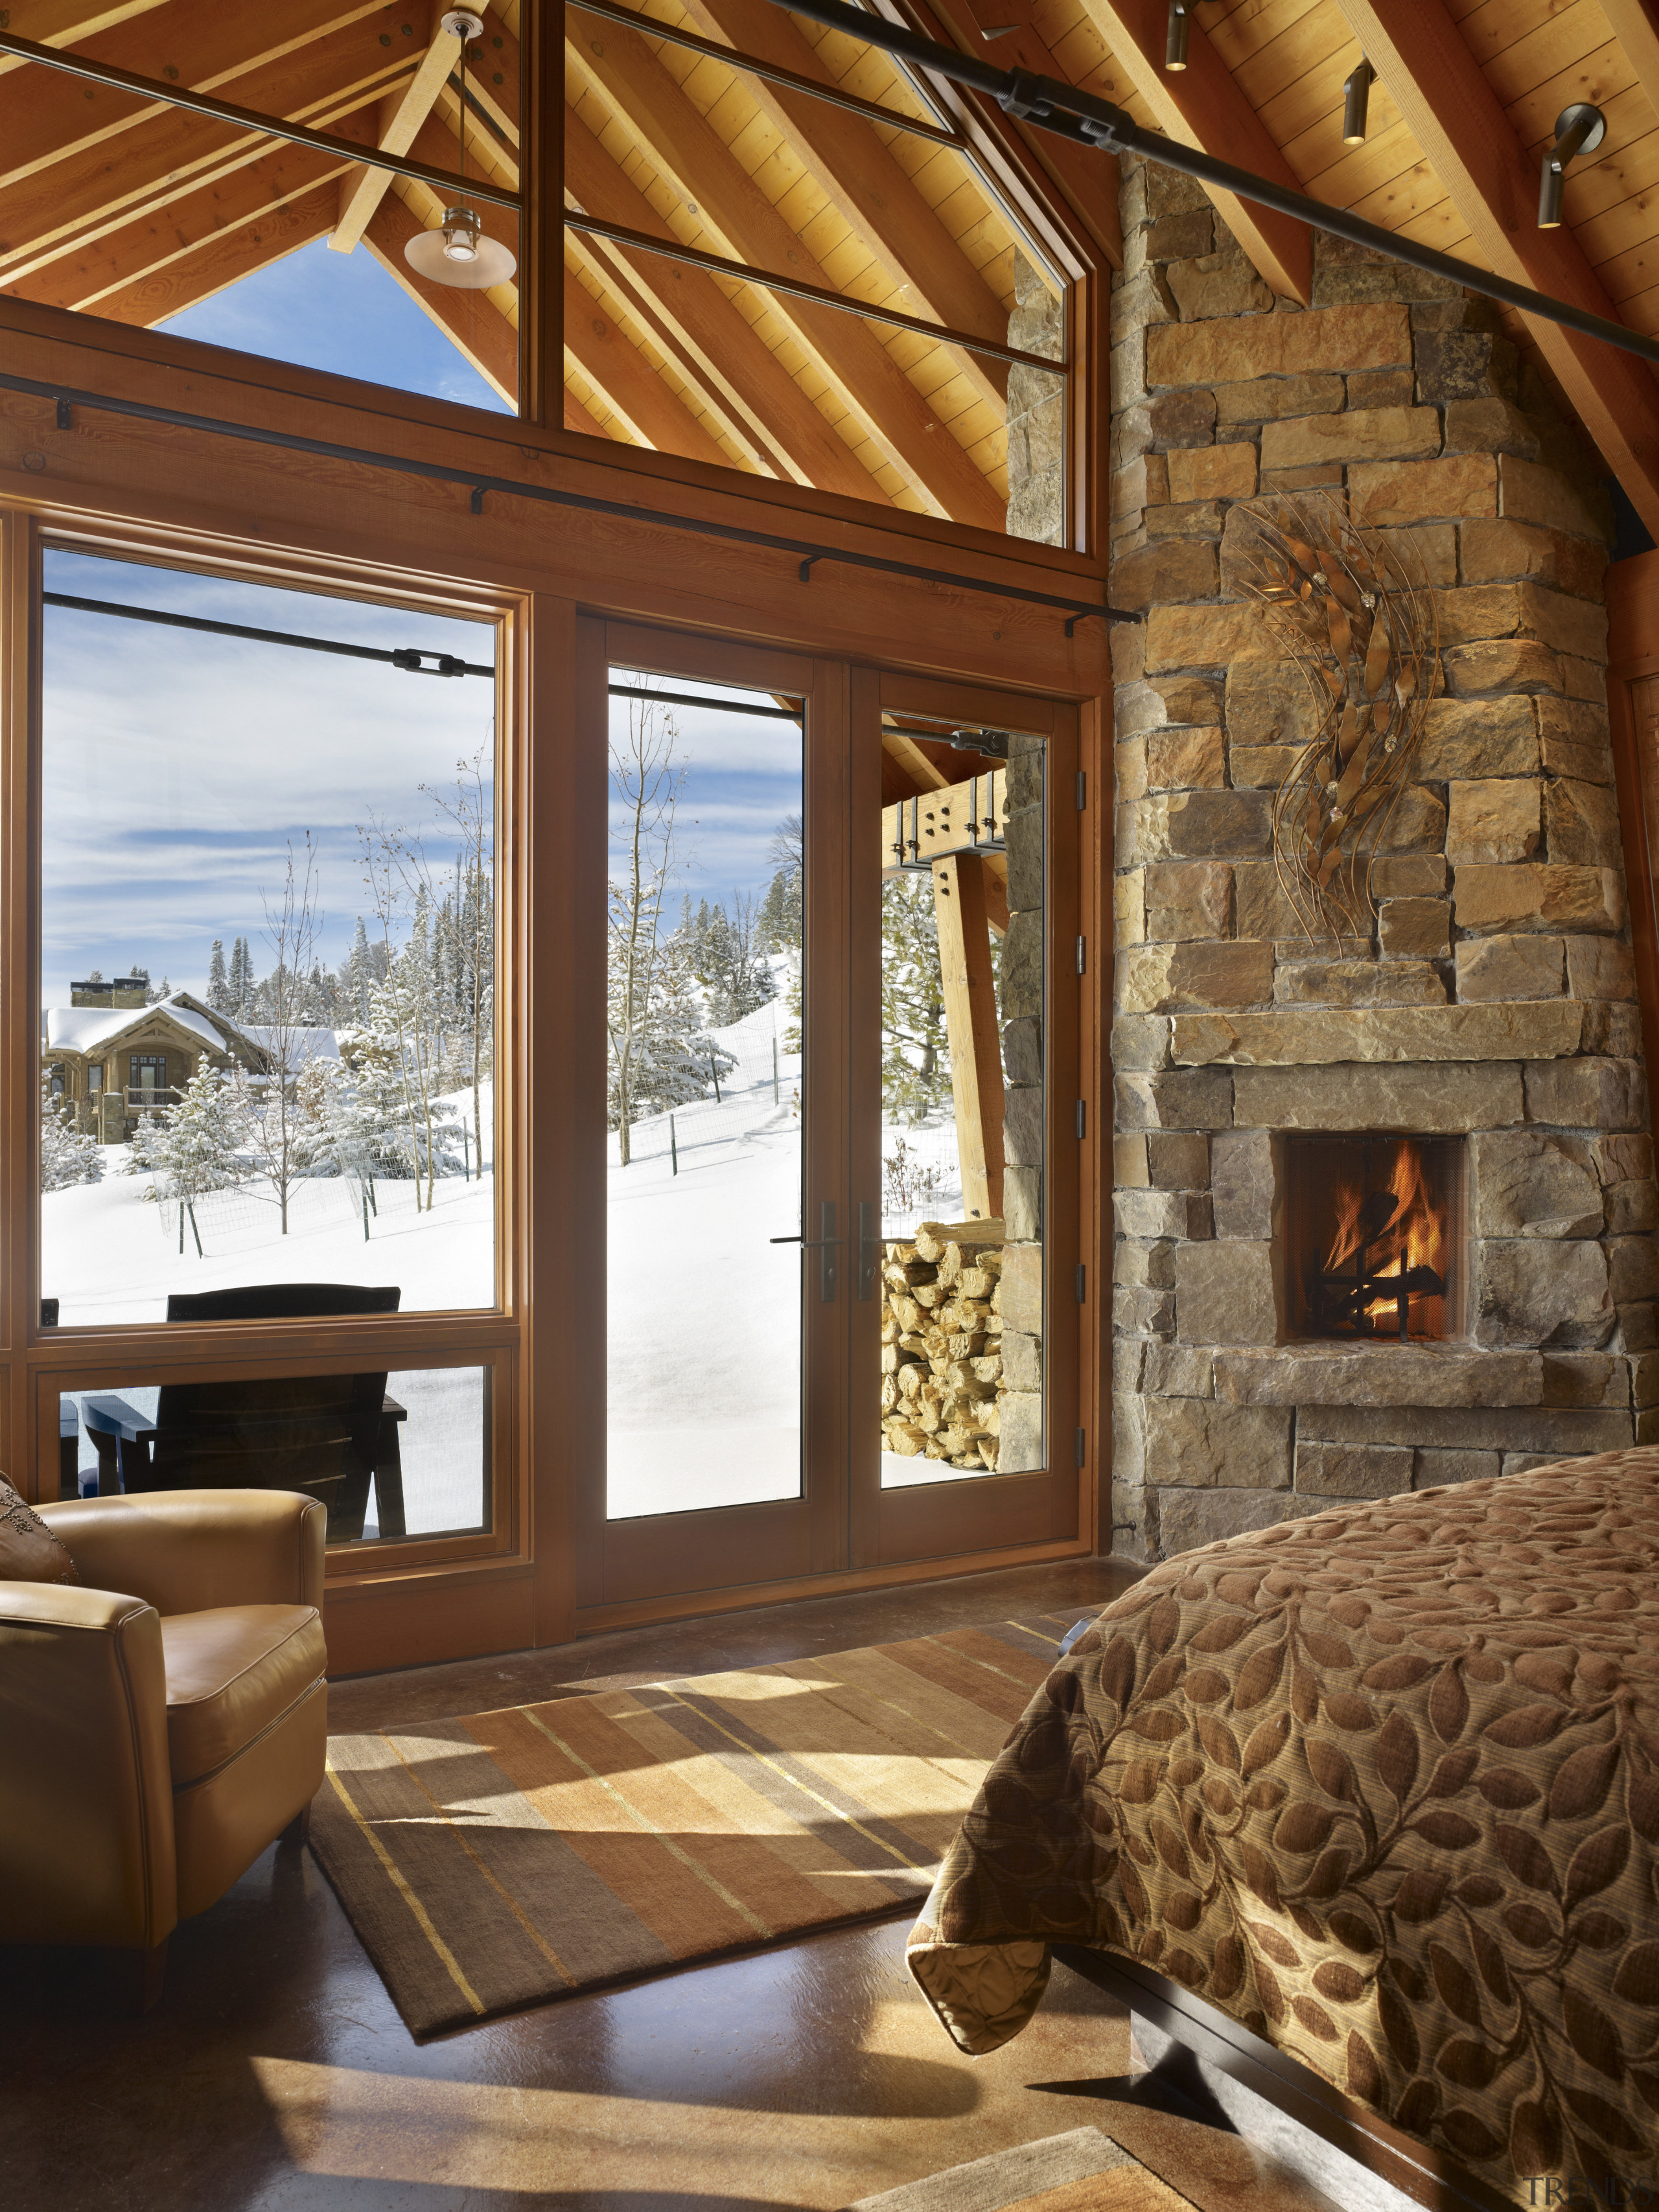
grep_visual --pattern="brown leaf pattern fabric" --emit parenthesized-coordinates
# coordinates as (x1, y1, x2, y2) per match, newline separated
(908, 1453, 1659, 2202)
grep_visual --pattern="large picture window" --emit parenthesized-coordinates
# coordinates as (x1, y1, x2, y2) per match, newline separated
(38, 550, 500, 1328)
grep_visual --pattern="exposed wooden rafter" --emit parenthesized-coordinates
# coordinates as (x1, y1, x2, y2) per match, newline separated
(563, 262, 732, 470)
(566, 12, 1005, 525)
(331, 5, 459, 255)
(1333, 0, 1659, 539)
(1070, 0, 1312, 303)
(565, 100, 891, 502)
(662, 0, 1011, 402)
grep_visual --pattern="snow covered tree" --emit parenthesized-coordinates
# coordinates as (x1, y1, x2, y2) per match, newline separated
(762, 815, 804, 1052)
(607, 903, 733, 1130)
(206, 939, 230, 1012)
(40, 1078, 103, 1193)
(694, 893, 772, 1024)
(881, 876, 951, 1123)
(339, 917, 376, 1024)
(137, 1066, 249, 1252)
(227, 936, 257, 1015)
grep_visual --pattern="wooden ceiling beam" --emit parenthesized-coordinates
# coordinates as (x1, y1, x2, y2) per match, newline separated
(332, 4, 459, 255)
(87, 178, 340, 327)
(563, 263, 734, 470)
(0, 1, 169, 80)
(0, 0, 388, 191)
(661, 0, 1010, 402)
(1333, 0, 1659, 540)
(564, 385, 614, 437)
(462, 5, 519, 148)
(5, 139, 351, 312)
(0, 34, 402, 281)
(1071, 0, 1313, 303)
(565, 100, 891, 503)
(1601, 1, 1659, 135)
(566, 19, 1006, 525)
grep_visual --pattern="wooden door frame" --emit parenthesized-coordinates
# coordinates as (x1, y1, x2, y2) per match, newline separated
(570, 623, 850, 1617)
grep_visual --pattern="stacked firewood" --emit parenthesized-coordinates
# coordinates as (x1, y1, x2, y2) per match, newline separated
(880, 1220, 1005, 1471)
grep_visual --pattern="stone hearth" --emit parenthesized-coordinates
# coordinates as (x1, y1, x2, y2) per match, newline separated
(1108, 154, 1659, 1563)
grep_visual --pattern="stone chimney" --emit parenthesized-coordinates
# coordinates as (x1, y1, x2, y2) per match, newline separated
(1108, 155, 1659, 1563)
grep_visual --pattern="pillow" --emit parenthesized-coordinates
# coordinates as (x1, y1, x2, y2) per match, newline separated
(0, 1475, 82, 1586)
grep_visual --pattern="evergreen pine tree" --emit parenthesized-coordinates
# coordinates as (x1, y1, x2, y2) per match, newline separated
(206, 939, 230, 1011)
(141, 1066, 249, 1221)
(881, 877, 951, 1123)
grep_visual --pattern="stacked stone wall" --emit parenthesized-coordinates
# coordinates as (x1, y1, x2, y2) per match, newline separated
(1108, 155, 1659, 1563)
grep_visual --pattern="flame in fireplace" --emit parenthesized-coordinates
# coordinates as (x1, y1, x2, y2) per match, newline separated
(1323, 1140, 1447, 1330)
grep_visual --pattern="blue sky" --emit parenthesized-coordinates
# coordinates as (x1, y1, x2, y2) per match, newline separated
(159, 235, 510, 414)
(41, 555, 800, 1007)
(38, 253, 800, 1004)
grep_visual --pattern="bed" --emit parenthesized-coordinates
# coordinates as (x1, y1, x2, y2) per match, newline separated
(908, 1451, 1659, 2210)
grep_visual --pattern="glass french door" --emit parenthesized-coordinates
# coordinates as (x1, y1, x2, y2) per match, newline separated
(574, 631, 1082, 1617)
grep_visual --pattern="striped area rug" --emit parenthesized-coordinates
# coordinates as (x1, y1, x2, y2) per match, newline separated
(310, 1613, 1073, 2036)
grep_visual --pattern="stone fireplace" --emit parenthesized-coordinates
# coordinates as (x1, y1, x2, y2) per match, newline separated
(1108, 154, 1659, 1562)
(1282, 1132, 1464, 1344)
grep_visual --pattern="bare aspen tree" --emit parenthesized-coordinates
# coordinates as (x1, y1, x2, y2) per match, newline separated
(608, 695, 685, 1167)
(245, 836, 325, 1234)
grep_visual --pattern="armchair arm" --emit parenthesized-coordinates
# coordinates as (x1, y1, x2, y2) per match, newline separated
(38, 1492, 326, 1617)
(0, 1582, 177, 1950)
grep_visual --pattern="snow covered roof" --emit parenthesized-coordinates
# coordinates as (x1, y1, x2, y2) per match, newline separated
(43, 998, 228, 1057)
(234, 1024, 341, 1071)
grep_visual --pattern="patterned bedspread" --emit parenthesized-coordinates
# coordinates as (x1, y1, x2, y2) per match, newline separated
(909, 1453, 1659, 2202)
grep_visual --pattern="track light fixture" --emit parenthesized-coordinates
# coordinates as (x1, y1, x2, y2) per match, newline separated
(1538, 102, 1606, 229)
(1342, 58, 1373, 146)
(404, 10, 518, 289)
(1165, 1, 1189, 72)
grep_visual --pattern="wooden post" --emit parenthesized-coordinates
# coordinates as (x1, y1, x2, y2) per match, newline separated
(931, 853, 1004, 1222)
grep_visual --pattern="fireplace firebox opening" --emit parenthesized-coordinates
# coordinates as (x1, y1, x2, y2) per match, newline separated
(1283, 1134, 1467, 1344)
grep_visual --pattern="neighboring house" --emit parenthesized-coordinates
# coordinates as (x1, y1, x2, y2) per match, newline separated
(41, 989, 276, 1143)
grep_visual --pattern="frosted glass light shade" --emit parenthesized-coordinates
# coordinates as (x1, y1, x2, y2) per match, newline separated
(405, 208, 516, 290)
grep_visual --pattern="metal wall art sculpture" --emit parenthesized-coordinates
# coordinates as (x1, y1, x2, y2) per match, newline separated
(1233, 495, 1437, 943)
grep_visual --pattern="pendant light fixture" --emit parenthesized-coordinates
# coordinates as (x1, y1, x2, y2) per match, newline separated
(404, 10, 517, 289)
(1341, 58, 1373, 146)
(1165, 1, 1189, 71)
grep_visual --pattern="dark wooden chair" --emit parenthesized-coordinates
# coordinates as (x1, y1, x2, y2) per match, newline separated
(80, 1284, 408, 1543)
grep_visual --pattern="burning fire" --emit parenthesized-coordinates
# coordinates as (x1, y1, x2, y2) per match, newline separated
(1323, 1140, 1447, 1332)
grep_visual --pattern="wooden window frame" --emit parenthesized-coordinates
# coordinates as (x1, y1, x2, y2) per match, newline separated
(5, 503, 544, 1665)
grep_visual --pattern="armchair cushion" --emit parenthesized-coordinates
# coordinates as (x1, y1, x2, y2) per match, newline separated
(160, 1604, 326, 1785)
(0, 1473, 81, 1586)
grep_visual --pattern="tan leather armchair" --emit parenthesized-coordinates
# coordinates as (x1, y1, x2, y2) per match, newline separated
(0, 1490, 327, 2009)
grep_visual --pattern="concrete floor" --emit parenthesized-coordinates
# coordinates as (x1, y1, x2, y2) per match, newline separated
(0, 1558, 1421, 2212)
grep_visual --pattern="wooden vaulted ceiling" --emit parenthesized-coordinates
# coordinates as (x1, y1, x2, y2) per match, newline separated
(5, 0, 1659, 529)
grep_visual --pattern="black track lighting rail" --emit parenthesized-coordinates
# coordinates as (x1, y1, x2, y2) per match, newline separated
(765, 0, 1659, 369)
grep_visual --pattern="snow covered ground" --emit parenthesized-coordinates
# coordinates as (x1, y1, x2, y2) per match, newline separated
(607, 996, 805, 1518)
(45, 1015, 995, 1532)
(44, 1084, 496, 1538)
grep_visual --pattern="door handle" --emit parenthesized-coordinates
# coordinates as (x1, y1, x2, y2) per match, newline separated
(769, 1201, 841, 1301)
(856, 1201, 879, 1302)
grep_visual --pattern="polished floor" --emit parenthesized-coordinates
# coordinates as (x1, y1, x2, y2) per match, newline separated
(1, 1560, 1420, 2212)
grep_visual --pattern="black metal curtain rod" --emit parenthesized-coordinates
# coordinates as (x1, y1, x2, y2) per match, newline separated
(3, 373, 1126, 632)
(609, 682, 801, 719)
(769, 0, 1659, 371)
(41, 591, 496, 676)
(0, 28, 520, 213)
